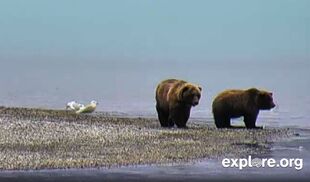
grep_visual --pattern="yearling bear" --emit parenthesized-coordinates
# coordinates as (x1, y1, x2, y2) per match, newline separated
(212, 88, 275, 129)
(155, 79, 202, 128)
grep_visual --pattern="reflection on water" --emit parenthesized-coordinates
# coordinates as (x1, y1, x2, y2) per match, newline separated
(0, 60, 309, 128)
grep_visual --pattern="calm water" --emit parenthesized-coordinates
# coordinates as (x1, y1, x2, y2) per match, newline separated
(0, 60, 309, 128)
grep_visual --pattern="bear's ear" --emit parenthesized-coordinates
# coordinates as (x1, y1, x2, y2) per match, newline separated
(258, 92, 265, 97)
(258, 92, 271, 99)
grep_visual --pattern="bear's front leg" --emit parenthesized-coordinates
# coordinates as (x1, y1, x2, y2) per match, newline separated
(244, 113, 258, 129)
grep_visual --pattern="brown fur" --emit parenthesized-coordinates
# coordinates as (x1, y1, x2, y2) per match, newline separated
(212, 88, 275, 129)
(155, 79, 202, 128)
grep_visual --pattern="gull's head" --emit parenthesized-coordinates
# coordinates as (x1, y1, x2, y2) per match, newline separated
(78, 103, 85, 108)
(66, 101, 78, 110)
(67, 101, 77, 105)
(66, 101, 76, 107)
(90, 100, 98, 105)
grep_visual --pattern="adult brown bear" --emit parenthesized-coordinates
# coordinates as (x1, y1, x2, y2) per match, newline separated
(212, 88, 275, 129)
(155, 79, 202, 128)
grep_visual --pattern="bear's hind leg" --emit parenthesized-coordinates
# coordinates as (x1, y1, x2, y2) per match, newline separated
(214, 114, 231, 128)
(156, 105, 173, 127)
(170, 107, 190, 128)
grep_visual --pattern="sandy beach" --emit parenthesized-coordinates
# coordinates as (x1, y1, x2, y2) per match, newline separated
(0, 106, 292, 170)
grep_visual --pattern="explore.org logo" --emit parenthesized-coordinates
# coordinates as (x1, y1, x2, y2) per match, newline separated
(222, 156, 303, 170)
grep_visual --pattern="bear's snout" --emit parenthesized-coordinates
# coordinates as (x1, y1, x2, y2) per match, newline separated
(193, 101, 199, 106)
(192, 96, 200, 106)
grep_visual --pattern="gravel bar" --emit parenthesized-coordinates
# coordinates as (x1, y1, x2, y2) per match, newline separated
(0, 106, 291, 170)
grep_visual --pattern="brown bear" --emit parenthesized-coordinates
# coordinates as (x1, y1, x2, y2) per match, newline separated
(155, 79, 202, 128)
(212, 88, 275, 129)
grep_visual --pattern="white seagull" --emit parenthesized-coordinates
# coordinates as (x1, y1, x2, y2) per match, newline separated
(76, 100, 98, 114)
(66, 101, 84, 111)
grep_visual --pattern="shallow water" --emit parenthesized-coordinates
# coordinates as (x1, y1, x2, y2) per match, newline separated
(0, 60, 309, 128)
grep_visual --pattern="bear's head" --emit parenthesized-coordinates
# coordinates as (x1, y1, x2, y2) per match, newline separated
(178, 84, 202, 106)
(257, 90, 276, 110)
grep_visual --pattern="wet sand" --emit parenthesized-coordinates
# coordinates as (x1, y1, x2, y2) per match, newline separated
(0, 106, 307, 181)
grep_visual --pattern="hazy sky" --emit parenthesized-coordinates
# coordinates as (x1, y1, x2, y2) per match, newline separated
(0, 0, 309, 63)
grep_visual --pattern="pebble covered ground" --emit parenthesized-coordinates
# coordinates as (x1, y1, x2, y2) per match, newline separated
(0, 106, 291, 170)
